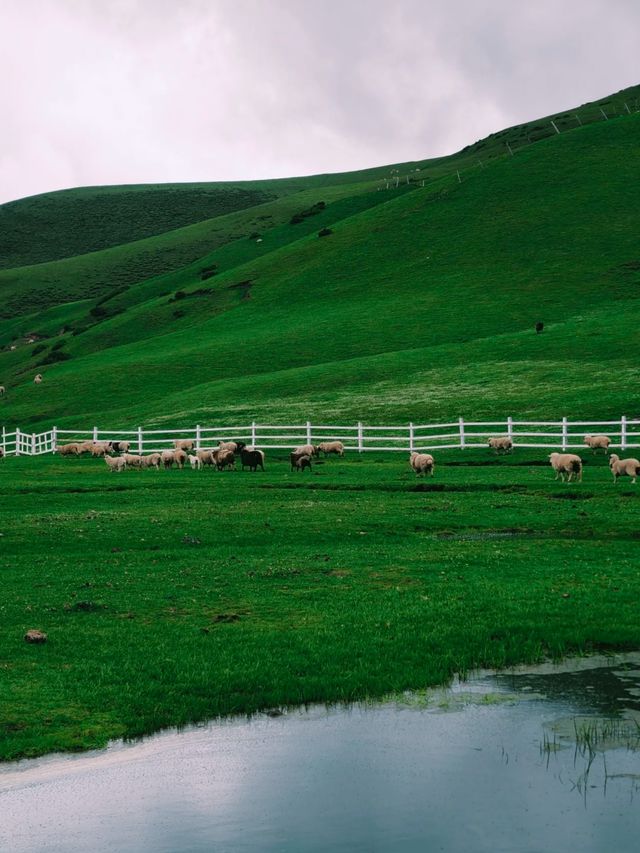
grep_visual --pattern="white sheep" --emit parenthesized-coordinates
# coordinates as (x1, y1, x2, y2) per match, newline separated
(34, 374, 43, 384)
(188, 454, 202, 470)
(174, 438, 194, 452)
(104, 455, 126, 472)
(196, 448, 218, 466)
(161, 450, 175, 469)
(549, 452, 583, 483)
(140, 453, 161, 469)
(584, 434, 611, 454)
(488, 436, 513, 454)
(122, 453, 144, 468)
(58, 442, 80, 456)
(0, 385, 5, 397)
(609, 454, 640, 484)
(409, 451, 434, 476)
(293, 444, 317, 458)
(317, 441, 345, 457)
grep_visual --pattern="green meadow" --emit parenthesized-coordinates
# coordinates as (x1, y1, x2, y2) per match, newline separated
(2, 451, 639, 761)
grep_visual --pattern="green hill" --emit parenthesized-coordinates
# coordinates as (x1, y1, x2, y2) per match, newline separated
(1, 85, 640, 430)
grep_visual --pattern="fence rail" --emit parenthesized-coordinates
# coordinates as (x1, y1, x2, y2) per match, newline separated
(1, 418, 639, 457)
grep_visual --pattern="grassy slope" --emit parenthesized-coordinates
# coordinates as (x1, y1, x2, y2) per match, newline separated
(1, 113, 640, 428)
(2, 451, 639, 760)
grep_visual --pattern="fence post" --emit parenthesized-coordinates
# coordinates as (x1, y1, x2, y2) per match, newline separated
(621, 415, 627, 451)
(31, 432, 36, 455)
(93, 425, 98, 443)
(409, 422, 414, 452)
(52, 426, 57, 453)
(251, 421, 256, 447)
(458, 417, 465, 449)
(306, 420, 312, 444)
(562, 417, 568, 451)
(196, 424, 201, 450)
(357, 422, 363, 454)
(507, 416, 513, 445)
(2, 426, 5, 456)
(15, 427, 20, 456)
(137, 426, 143, 454)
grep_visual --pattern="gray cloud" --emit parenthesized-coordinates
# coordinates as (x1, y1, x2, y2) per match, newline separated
(1, 0, 638, 203)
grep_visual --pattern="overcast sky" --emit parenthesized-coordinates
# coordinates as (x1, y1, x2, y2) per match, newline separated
(1, 0, 638, 204)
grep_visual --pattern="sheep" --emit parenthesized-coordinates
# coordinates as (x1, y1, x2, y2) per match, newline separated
(488, 436, 513, 454)
(174, 449, 187, 469)
(90, 442, 111, 457)
(58, 442, 80, 456)
(548, 452, 583, 483)
(161, 449, 176, 469)
(174, 438, 195, 452)
(218, 440, 247, 454)
(111, 440, 131, 454)
(104, 455, 126, 472)
(0, 447, 4, 460)
(409, 451, 434, 476)
(196, 448, 218, 467)
(317, 441, 345, 457)
(216, 449, 235, 470)
(584, 434, 611, 454)
(0, 385, 5, 397)
(609, 454, 640, 484)
(140, 453, 161, 470)
(122, 453, 144, 468)
(293, 444, 317, 458)
(188, 454, 202, 470)
(245, 446, 265, 465)
(291, 453, 312, 472)
(76, 441, 95, 454)
(34, 374, 43, 384)
(240, 448, 264, 472)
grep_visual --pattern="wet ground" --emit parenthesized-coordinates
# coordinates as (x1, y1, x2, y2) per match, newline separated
(2, 653, 640, 852)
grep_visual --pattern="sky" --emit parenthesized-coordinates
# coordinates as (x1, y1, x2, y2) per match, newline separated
(1, 0, 639, 204)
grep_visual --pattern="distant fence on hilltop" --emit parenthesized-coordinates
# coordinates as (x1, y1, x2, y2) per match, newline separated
(2, 417, 640, 456)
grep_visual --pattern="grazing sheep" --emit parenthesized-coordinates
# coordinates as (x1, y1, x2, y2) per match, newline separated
(245, 446, 265, 465)
(161, 449, 175, 469)
(488, 436, 513, 454)
(293, 444, 317, 458)
(609, 454, 640, 484)
(217, 449, 235, 470)
(409, 451, 434, 476)
(317, 441, 345, 458)
(548, 452, 583, 483)
(291, 453, 312, 472)
(58, 442, 80, 456)
(140, 453, 162, 470)
(196, 448, 218, 467)
(174, 439, 195, 452)
(76, 441, 94, 454)
(174, 449, 187, 469)
(34, 374, 43, 384)
(218, 440, 247, 454)
(188, 454, 202, 470)
(104, 455, 126, 472)
(90, 442, 111, 457)
(122, 453, 144, 468)
(0, 447, 4, 460)
(0, 385, 5, 397)
(584, 434, 611, 454)
(240, 448, 265, 472)
(111, 440, 131, 454)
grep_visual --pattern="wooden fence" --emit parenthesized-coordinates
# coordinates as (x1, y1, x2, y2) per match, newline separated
(2, 417, 640, 456)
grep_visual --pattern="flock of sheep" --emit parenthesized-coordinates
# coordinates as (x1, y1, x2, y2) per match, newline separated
(409, 433, 640, 484)
(54, 438, 346, 473)
(17, 431, 640, 485)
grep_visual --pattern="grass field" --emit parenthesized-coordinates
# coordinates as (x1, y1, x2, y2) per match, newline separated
(2, 450, 639, 761)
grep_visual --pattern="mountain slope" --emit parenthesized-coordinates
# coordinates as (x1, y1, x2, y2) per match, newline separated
(1, 91, 639, 429)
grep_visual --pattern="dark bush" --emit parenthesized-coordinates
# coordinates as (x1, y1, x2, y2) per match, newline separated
(173, 290, 186, 301)
(90, 305, 107, 318)
(535, 321, 544, 334)
(173, 309, 186, 318)
(289, 213, 304, 225)
(249, 232, 261, 240)
(200, 269, 217, 281)
(51, 340, 65, 351)
(318, 227, 333, 238)
(39, 350, 71, 365)
(31, 343, 47, 356)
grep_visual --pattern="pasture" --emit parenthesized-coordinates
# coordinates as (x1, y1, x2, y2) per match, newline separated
(2, 449, 639, 761)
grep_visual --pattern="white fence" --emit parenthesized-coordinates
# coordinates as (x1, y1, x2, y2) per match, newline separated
(2, 418, 640, 456)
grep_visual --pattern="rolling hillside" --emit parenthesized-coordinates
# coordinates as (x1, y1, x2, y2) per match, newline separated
(1, 84, 640, 430)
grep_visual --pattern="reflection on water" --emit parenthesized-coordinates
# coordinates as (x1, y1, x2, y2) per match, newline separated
(2, 654, 640, 853)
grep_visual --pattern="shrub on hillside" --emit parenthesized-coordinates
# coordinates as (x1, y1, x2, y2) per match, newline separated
(39, 350, 71, 365)
(318, 227, 333, 238)
(90, 305, 108, 318)
(31, 343, 47, 356)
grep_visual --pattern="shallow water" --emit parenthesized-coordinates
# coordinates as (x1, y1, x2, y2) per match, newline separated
(2, 654, 640, 852)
